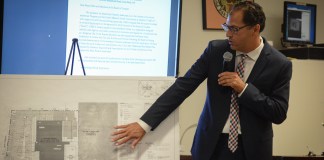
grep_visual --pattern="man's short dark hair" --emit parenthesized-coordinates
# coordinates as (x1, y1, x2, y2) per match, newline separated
(231, 1, 266, 32)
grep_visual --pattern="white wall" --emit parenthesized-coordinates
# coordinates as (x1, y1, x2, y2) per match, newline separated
(178, 0, 324, 155)
(273, 59, 324, 156)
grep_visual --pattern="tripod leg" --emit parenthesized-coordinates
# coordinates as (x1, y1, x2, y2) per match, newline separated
(65, 41, 75, 75)
(76, 42, 86, 76)
(71, 41, 76, 75)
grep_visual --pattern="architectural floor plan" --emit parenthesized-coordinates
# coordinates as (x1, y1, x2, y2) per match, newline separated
(0, 76, 179, 160)
(5, 110, 78, 160)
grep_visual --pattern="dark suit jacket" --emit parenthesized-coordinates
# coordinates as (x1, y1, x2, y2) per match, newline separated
(141, 38, 292, 160)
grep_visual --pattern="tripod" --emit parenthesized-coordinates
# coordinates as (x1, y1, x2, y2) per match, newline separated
(65, 38, 86, 75)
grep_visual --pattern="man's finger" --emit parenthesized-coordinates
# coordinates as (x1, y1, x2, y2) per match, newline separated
(115, 136, 132, 146)
(218, 71, 232, 77)
(111, 132, 128, 142)
(131, 138, 141, 149)
(111, 128, 127, 136)
(218, 77, 233, 85)
(114, 124, 128, 129)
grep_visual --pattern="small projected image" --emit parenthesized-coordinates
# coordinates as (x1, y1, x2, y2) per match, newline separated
(289, 19, 301, 31)
(287, 10, 302, 38)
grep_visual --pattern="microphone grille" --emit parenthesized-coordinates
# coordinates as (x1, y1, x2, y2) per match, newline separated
(223, 52, 233, 62)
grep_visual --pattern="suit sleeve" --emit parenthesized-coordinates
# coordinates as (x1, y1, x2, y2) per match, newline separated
(240, 59, 292, 124)
(140, 42, 214, 130)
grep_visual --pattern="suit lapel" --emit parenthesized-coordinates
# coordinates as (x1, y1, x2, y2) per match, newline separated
(224, 41, 271, 83)
(246, 42, 271, 83)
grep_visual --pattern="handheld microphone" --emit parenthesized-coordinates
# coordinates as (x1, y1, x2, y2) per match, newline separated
(222, 52, 233, 72)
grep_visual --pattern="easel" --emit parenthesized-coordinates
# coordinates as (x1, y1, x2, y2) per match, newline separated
(65, 38, 86, 75)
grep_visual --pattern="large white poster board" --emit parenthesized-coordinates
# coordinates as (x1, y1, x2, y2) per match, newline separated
(0, 75, 179, 160)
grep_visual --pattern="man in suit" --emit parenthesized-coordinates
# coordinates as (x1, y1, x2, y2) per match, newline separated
(112, 1, 292, 160)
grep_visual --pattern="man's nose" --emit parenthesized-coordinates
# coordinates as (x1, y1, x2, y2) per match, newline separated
(226, 29, 233, 37)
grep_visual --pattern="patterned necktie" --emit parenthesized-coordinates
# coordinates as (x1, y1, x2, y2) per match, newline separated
(228, 54, 247, 153)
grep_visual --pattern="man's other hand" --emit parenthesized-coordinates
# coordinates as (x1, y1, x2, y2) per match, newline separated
(218, 71, 245, 93)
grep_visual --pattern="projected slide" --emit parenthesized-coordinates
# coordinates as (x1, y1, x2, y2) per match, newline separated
(2, 0, 180, 76)
(67, 0, 170, 76)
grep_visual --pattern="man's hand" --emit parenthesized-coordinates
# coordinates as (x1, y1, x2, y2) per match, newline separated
(218, 72, 246, 93)
(111, 122, 146, 149)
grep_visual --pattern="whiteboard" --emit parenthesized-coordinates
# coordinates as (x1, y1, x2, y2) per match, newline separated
(0, 75, 179, 160)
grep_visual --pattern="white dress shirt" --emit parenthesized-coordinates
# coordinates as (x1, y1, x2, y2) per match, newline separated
(222, 37, 264, 134)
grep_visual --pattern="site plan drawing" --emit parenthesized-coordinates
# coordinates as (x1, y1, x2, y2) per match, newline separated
(0, 76, 179, 160)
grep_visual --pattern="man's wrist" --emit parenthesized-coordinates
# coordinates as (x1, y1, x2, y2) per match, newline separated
(137, 119, 152, 133)
(238, 83, 248, 97)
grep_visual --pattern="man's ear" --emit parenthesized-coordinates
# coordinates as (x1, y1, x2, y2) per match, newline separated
(254, 24, 261, 33)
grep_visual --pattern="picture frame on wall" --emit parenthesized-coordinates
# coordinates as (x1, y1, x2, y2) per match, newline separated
(203, 0, 254, 30)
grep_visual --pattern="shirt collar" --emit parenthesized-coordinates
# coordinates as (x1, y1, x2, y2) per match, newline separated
(236, 37, 264, 61)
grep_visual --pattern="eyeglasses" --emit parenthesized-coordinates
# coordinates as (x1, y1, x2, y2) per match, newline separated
(221, 23, 250, 34)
